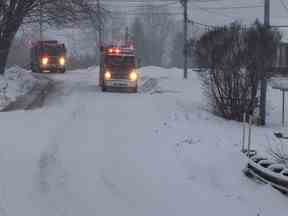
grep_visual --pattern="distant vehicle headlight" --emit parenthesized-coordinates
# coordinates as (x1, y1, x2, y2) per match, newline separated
(104, 71, 112, 80)
(42, 57, 49, 65)
(59, 57, 66, 66)
(129, 70, 138, 81)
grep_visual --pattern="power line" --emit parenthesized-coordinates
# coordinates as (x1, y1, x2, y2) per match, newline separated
(102, 0, 177, 2)
(105, 0, 271, 32)
(104, 0, 263, 22)
(110, 12, 182, 15)
(103, 1, 177, 6)
(188, 18, 216, 28)
(191, 4, 245, 20)
(199, 5, 264, 10)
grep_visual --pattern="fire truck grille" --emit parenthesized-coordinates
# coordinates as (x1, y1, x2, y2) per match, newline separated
(111, 72, 129, 79)
(49, 57, 59, 65)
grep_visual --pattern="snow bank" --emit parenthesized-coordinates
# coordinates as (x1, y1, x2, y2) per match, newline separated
(0, 66, 37, 109)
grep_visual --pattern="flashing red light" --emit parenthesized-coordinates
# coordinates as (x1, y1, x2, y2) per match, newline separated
(107, 48, 121, 54)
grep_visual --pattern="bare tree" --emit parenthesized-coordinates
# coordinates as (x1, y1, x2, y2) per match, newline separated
(193, 21, 280, 121)
(0, 0, 102, 74)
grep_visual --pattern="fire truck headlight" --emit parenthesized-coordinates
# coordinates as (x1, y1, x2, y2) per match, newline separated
(104, 71, 112, 80)
(129, 70, 138, 81)
(42, 57, 49, 65)
(59, 57, 66, 66)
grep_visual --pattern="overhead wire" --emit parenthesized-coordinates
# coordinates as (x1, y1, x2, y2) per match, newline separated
(101, 0, 266, 27)
(199, 5, 264, 10)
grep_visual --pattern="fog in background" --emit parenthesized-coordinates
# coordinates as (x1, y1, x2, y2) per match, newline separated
(7, 0, 288, 70)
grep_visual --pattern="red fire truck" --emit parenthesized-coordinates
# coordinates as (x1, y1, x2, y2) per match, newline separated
(30, 40, 67, 73)
(99, 45, 139, 93)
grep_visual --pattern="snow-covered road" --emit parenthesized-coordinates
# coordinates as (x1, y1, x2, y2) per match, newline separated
(0, 66, 287, 216)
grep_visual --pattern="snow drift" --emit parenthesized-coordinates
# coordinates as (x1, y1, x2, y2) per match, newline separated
(0, 66, 37, 109)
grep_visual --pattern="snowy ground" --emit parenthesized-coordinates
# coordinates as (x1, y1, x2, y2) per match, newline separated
(0, 66, 287, 216)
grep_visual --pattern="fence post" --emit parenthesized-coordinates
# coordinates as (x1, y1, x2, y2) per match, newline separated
(242, 113, 247, 153)
(282, 90, 285, 127)
(247, 115, 253, 157)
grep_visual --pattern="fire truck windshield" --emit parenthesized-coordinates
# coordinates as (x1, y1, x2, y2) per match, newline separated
(105, 56, 134, 66)
(41, 46, 64, 56)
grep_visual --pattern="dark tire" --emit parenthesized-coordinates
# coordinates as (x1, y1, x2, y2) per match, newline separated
(131, 86, 138, 93)
(31, 65, 38, 73)
(102, 86, 107, 92)
(60, 68, 66, 73)
(36, 66, 42, 73)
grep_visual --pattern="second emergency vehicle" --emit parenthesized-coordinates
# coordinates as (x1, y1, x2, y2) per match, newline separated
(99, 45, 139, 93)
(30, 40, 67, 73)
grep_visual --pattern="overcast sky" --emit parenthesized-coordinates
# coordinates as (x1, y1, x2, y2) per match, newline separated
(102, 0, 288, 36)
(188, 0, 288, 26)
(47, 0, 288, 53)
(101, 0, 288, 23)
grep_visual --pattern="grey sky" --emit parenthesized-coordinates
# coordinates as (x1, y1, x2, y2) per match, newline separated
(47, 0, 288, 53)
(103, 0, 288, 33)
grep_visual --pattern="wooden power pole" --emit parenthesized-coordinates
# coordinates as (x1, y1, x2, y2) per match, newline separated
(39, 0, 43, 41)
(181, 0, 188, 79)
(97, 0, 103, 47)
(125, 27, 129, 45)
(259, 0, 270, 125)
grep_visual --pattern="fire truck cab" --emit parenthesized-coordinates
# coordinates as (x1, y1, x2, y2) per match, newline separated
(30, 40, 67, 73)
(99, 45, 139, 93)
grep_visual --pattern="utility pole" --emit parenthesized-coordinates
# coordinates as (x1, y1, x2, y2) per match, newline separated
(39, 0, 43, 41)
(97, 0, 103, 68)
(125, 27, 129, 45)
(97, 0, 103, 48)
(181, 0, 188, 79)
(259, 0, 270, 125)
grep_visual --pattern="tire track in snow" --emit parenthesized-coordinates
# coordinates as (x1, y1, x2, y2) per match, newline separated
(37, 104, 87, 215)
(38, 104, 87, 190)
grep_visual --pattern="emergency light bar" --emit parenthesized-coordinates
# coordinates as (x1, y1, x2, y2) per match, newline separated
(105, 46, 135, 56)
(108, 48, 120, 54)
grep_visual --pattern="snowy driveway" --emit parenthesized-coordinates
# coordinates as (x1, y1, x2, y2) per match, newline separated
(0, 66, 287, 216)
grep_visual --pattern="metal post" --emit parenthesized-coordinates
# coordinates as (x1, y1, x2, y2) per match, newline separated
(282, 90, 285, 127)
(264, 0, 270, 27)
(97, 0, 103, 85)
(247, 115, 253, 157)
(181, 0, 188, 79)
(259, 0, 270, 126)
(39, 0, 43, 41)
(242, 113, 247, 153)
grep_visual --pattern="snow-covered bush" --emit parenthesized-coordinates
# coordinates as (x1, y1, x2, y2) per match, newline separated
(193, 21, 281, 121)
